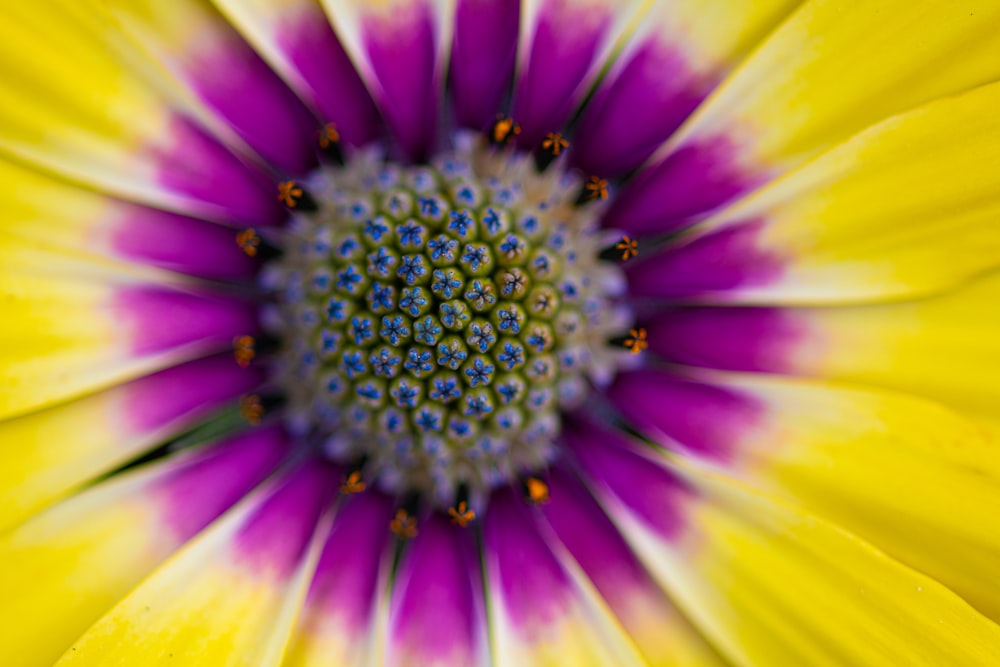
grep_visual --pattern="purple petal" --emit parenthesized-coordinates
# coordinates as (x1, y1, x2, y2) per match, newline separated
(157, 116, 286, 226)
(387, 515, 483, 666)
(122, 355, 266, 434)
(482, 488, 573, 630)
(359, 2, 441, 161)
(450, 0, 520, 131)
(571, 38, 707, 178)
(624, 221, 785, 299)
(275, 6, 382, 146)
(513, 1, 616, 147)
(606, 370, 765, 462)
(305, 492, 395, 633)
(110, 206, 257, 281)
(114, 287, 259, 357)
(642, 307, 808, 374)
(232, 457, 339, 576)
(180, 31, 319, 175)
(602, 138, 762, 237)
(156, 424, 292, 540)
(564, 419, 691, 541)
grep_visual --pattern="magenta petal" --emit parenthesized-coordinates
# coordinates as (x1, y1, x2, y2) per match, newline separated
(513, 4, 615, 147)
(276, 9, 382, 146)
(450, 0, 520, 131)
(541, 467, 660, 609)
(306, 493, 395, 632)
(387, 515, 482, 666)
(114, 287, 258, 357)
(156, 116, 285, 226)
(602, 138, 761, 236)
(362, 3, 440, 161)
(624, 221, 785, 299)
(642, 307, 807, 374)
(122, 355, 266, 434)
(483, 488, 574, 628)
(607, 370, 764, 462)
(232, 457, 339, 576)
(564, 419, 690, 541)
(111, 206, 256, 281)
(571, 39, 707, 178)
(184, 36, 319, 175)
(156, 424, 291, 540)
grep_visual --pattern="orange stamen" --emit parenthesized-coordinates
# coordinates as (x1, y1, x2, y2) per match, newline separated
(390, 509, 418, 539)
(492, 115, 521, 144)
(583, 176, 608, 201)
(233, 335, 256, 368)
(278, 180, 304, 208)
(239, 394, 264, 426)
(541, 132, 569, 156)
(448, 501, 476, 527)
(525, 477, 550, 505)
(615, 235, 638, 261)
(340, 470, 366, 495)
(236, 228, 260, 257)
(624, 328, 648, 355)
(318, 123, 340, 149)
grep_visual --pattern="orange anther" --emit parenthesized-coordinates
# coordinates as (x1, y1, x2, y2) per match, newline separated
(624, 328, 648, 355)
(583, 176, 608, 201)
(525, 477, 550, 505)
(340, 470, 366, 495)
(615, 235, 638, 261)
(541, 132, 569, 156)
(318, 123, 340, 149)
(390, 509, 418, 539)
(278, 180, 304, 207)
(233, 335, 256, 368)
(239, 394, 264, 426)
(491, 115, 521, 144)
(236, 228, 260, 257)
(448, 501, 476, 527)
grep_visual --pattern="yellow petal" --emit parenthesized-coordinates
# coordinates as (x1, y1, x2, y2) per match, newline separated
(685, 80, 1000, 303)
(791, 269, 1000, 417)
(0, 426, 290, 666)
(672, 0, 1000, 177)
(482, 489, 647, 667)
(56, 458, 338, 666)
(575, 427, 1000, 666)
(0, 356, 264, 532)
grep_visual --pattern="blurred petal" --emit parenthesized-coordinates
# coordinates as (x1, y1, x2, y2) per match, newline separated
(0, 355, 265, 532)
(384, 515, 489, 667)
(0, 426, 290, 666)
(284, 492, 395, 667)
(628, 81, 1000, 303)
(0, 157, 256, 281)
(211, 0, 382, 145)
(103, 0, 320, 175)
(322, 0, 453, 161)
(612, 368, 1000, 619)
(0, 272, 258, 420)
(451, 0, 520, 131)
(606, 0, 1000, 235)
(512, 0, 649, 147)
(0, 3, 285, 226)
(57, 458, 338, 665)
(482, 488, 647, 667)
(568, 423, 1000, 666)
(572, 0, 801, 177)
(649, 271, 1000, 419)
(540, 467, 726, 666)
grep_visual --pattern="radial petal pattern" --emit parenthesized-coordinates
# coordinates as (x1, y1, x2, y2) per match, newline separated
(1, 0, 999, 665)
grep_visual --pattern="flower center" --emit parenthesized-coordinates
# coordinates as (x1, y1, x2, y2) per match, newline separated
(263, 131, 632, 506)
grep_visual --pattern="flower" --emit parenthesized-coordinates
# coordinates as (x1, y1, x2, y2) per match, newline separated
(1, 0, 1000, 665)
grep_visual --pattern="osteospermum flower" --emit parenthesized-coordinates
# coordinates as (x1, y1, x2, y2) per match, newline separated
(2, 0, 1000, 664)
